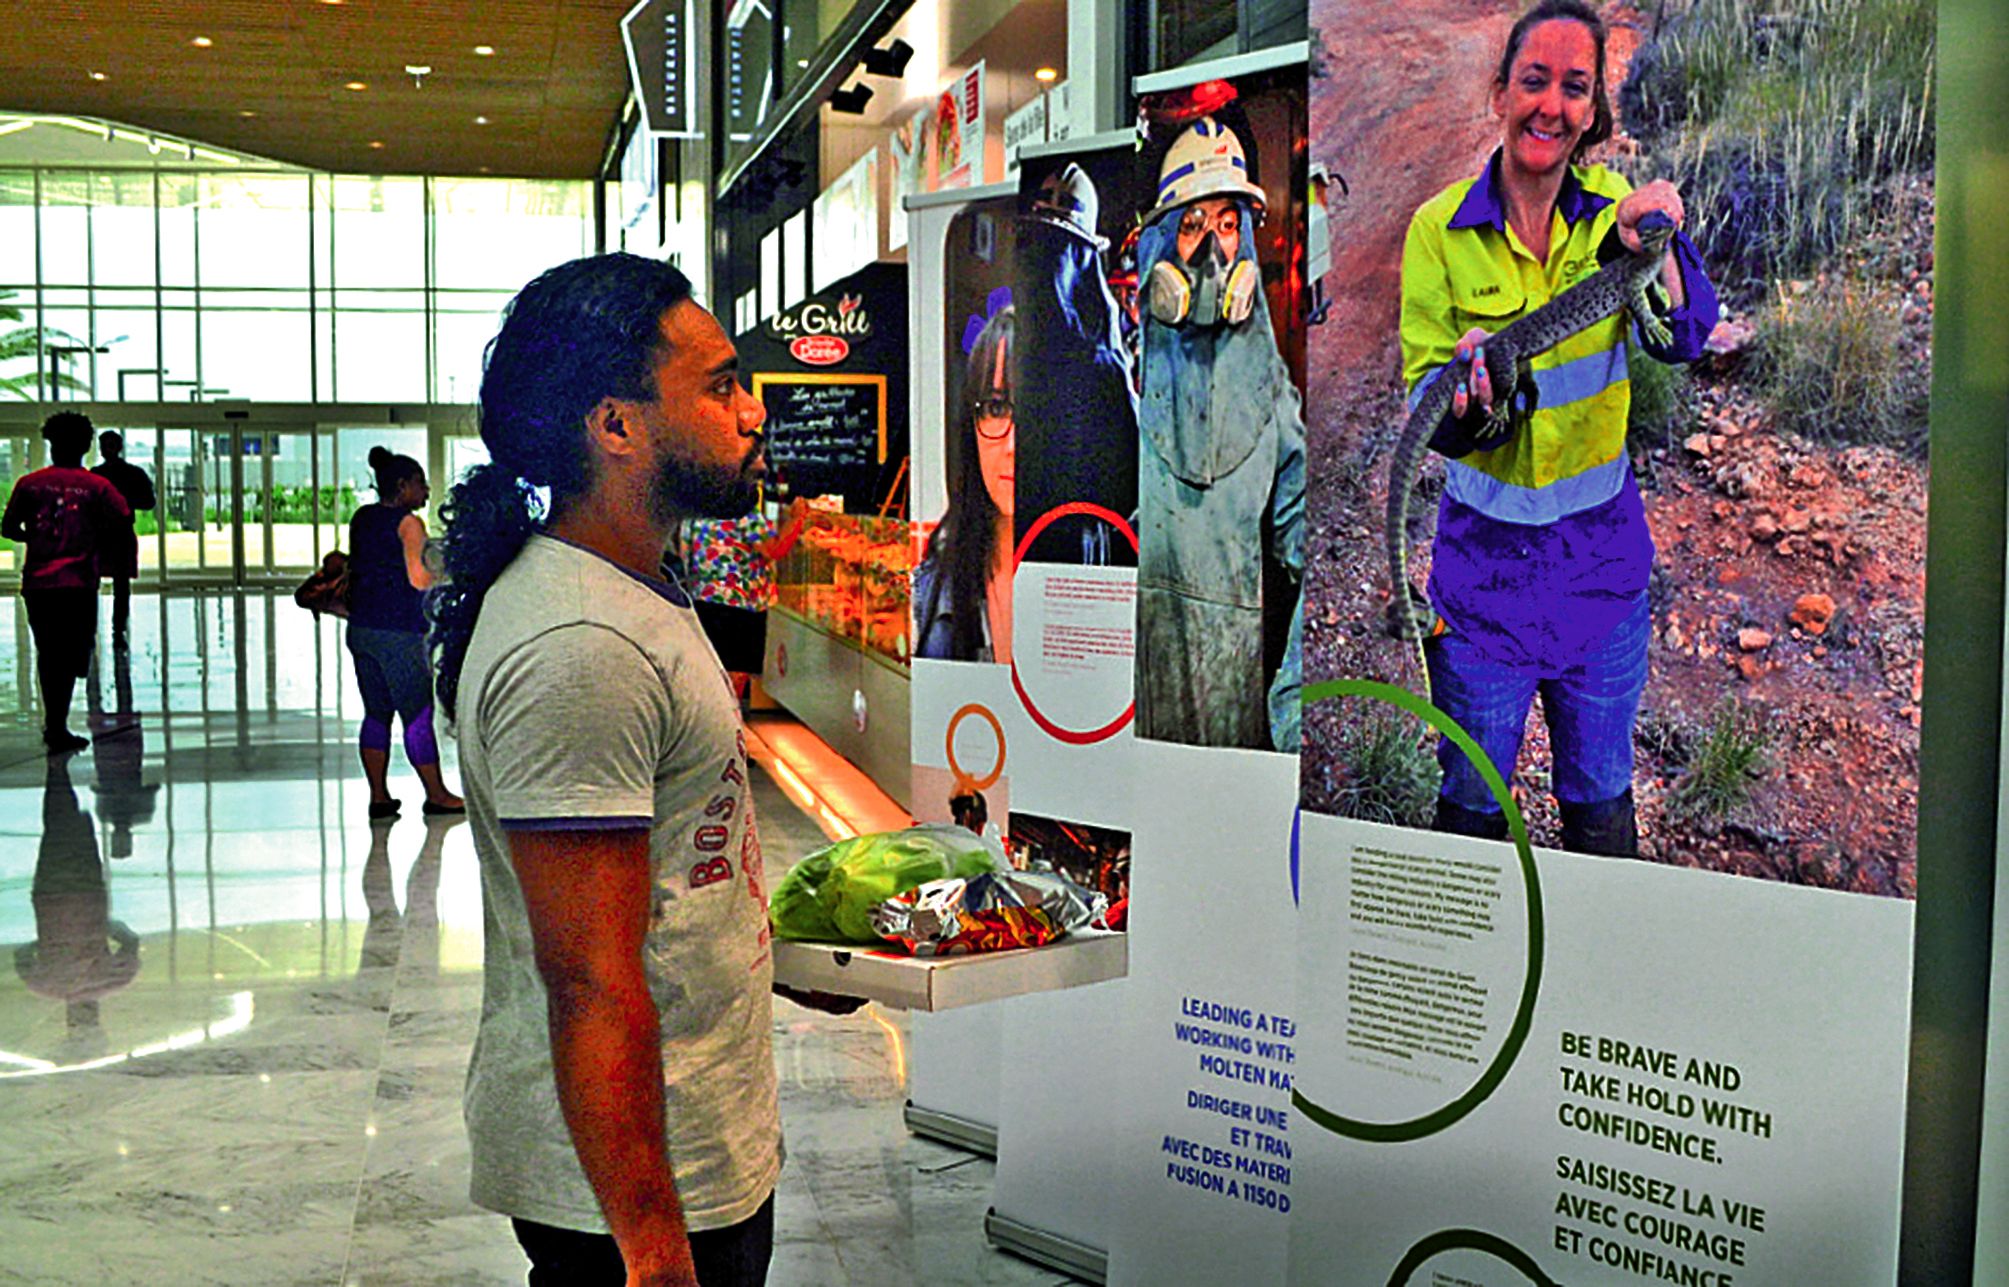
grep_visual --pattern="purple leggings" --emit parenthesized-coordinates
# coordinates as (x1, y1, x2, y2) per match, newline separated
(349, 624, 439, 766)
(359, 703, 438, 766)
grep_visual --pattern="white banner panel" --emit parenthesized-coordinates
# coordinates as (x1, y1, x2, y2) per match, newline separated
(1107, 742, 1301, 1286)
(1289, 814, 1914, 1286)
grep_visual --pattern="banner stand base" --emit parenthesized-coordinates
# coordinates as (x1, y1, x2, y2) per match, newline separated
(902, 1101, 998, 1156)
(984, 1208, 1108, 1284)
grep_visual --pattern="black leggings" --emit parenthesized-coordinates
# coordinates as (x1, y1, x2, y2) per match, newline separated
(511, 1194, 774, 1287)
(22, 587, 97, 733)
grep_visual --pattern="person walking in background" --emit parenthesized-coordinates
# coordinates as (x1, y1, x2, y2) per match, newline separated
(681, 496, 807, 701)
(347, 446, 462, 821)
(90, 430, 155, 646)
(1, 411, 130, 753)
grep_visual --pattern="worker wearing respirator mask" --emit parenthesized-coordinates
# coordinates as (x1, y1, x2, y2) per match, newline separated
(1134, 116, 1306, 752)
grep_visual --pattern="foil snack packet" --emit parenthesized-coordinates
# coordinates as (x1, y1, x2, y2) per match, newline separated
(871, 869, 1109, 957)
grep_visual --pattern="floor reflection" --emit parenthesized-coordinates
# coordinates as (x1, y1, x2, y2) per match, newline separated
(17, 753, 141, 1061)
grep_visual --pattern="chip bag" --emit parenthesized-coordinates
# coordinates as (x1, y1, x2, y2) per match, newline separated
(769, 824, 1006, 943)
(870, 869, 1108, 957)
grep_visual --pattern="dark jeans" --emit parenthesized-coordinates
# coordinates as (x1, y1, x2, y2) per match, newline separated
(109, 575, 131, 636)
(1426, 591, 1650, 811)
(512, 1195, 774, 1287)
(22, 587, 97, 735)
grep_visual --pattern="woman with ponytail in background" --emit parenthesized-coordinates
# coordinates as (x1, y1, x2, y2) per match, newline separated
(347, 446, 462, 820)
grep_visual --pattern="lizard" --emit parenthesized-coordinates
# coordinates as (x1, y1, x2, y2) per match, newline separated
(1386, 209, 1680, 694)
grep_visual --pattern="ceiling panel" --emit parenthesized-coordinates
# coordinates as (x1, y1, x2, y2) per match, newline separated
(2, 0, 632, 177)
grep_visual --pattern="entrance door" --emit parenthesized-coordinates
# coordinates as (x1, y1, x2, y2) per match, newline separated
(242, 427, 322, 581)
(155, 426, 221, 583)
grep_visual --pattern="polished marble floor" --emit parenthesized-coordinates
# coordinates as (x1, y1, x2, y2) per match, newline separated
(0, 590, 1073, 1286)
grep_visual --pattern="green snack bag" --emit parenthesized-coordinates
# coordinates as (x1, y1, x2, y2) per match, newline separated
(770, 824, 1006, 943)
(768, 844, 842, 942)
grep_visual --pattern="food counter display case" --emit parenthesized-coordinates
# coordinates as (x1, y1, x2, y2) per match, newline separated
(764, 508, 913, 808)
(774, 510, 912, 664)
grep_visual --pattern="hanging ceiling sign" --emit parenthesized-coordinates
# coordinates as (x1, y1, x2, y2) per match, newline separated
(622, 0, 701, 138)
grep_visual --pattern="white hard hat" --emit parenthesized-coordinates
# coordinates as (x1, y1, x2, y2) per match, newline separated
(1020, 162, 1107, 249)
(1147, 117, 1267, 226)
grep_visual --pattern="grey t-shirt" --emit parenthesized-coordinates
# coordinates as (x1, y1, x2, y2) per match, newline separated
(457, 533, 779, 1233)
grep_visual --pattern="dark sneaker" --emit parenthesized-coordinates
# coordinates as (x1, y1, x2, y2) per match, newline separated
(44, 730, 90, 754)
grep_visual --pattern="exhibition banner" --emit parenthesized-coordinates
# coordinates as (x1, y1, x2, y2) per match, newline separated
(1128, 62, 1309, 755)
(1107, 742, 1300, 1287)
(902, 171, 1143, 1217)
(1291, 0, 1936, 1281)
(986, 135, 1151, 1262)
(905, 188, 1021, 1140)
(1103, 54, 1314, 1286)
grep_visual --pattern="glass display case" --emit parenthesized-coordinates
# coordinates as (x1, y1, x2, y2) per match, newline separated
(774, 509, 911, 666)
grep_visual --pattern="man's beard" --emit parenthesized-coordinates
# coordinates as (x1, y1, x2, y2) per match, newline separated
(649, 447, 758, 524)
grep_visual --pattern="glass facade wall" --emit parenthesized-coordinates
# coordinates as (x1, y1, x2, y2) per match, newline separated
(0, 165, 594, 406)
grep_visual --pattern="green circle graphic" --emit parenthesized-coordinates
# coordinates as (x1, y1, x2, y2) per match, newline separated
(1291, 678, 1546, 1142)
(1386, 1229, 1561, 1287)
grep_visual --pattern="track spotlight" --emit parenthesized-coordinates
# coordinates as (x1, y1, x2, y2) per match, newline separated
(860, 38, 913, 79)
(829, 83, 874, 114)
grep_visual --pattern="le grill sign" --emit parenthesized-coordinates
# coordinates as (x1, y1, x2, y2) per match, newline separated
(769, 293, 871, 366)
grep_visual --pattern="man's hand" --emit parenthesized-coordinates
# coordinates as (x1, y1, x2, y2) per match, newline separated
(774, 983, 868, 1016)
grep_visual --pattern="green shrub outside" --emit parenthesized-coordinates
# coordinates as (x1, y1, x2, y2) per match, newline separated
(199, 483, 358, 527)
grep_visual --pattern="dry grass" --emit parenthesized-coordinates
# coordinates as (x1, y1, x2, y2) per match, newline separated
(1620, 0, 1935, 299)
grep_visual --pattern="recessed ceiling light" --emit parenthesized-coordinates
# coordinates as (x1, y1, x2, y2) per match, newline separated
(1034, 67, 1059, 83)
(89, 70, 107, 81)
(473, 45, 495, 56)
(345, 81, 367, 91)
(191, 36, 214, 48)
(239, 109, 258, 118)
(368, 140, 384, 149)
(474, 115, 490, 125)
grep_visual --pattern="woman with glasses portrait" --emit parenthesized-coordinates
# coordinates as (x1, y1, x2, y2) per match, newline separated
(914, 304, 1016, 663)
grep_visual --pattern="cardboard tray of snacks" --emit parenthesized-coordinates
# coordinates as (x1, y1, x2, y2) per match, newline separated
(772, 929, 1128, 1012)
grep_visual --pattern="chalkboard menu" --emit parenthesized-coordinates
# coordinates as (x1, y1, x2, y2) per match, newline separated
(734, 262, 907, 512)
(753, 374, 888, 498)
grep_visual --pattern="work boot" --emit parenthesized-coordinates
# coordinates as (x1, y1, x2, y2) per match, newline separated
(1432, 795, 1509, 842)
(1558, 789, 1639, 857)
